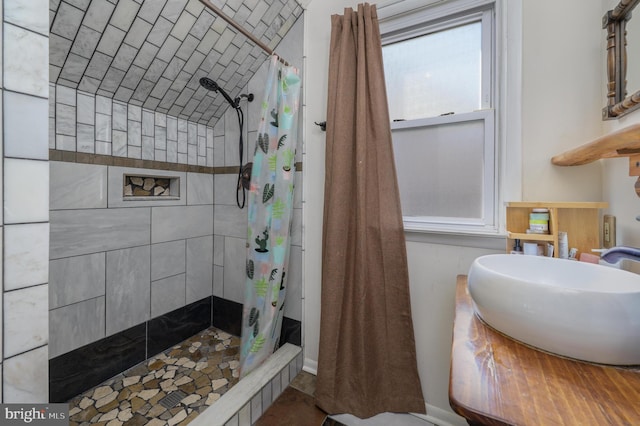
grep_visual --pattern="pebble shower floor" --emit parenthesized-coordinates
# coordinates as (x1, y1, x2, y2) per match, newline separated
(67, 327, 240, 425)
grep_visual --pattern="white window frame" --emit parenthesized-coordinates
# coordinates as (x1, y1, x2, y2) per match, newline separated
(379, 0, 501, 235)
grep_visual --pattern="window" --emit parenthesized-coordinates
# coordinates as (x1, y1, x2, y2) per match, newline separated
(380, 0, 498, 233)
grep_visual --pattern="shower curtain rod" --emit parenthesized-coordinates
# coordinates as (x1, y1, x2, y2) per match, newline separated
(199, 0, 290, 66)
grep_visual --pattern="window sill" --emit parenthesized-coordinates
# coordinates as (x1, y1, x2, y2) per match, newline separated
(404, 225, 506, 250)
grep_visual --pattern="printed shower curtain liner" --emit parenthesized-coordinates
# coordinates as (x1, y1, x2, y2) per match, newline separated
(239, 55, 301, 377)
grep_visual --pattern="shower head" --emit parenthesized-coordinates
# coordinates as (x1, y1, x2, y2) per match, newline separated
(199, 77, 238, 109)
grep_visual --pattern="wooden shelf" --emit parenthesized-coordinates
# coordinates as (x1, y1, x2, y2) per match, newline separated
(505, 201, 608, 209)
(507, 232, 554, 242)
(506, 202, 607, 258)
(551, 123, 640, 166)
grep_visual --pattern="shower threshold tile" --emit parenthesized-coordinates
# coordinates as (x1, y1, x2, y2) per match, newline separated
(67, 327, 240, 425)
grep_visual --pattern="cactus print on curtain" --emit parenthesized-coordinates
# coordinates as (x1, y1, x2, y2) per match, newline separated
(239, 55, 301, 377)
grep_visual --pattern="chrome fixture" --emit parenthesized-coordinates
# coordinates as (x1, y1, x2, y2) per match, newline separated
(600, 246, 640, 263)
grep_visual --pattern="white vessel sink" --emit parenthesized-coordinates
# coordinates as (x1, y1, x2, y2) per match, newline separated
(468, 254, 640, 365)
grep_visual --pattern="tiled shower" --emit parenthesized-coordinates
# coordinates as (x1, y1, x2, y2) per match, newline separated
(0, 0, 305, 407)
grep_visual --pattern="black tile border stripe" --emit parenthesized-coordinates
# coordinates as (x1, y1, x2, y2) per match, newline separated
(50, 149, 303, 173)
(49, 323, 147, 403)
(50, 295, 302, 403)
(147, 297, 212, 357)
(213, 296, 302, 348)
(49, 296, 213, 403)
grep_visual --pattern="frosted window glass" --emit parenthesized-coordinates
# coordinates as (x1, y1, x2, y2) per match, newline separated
(392, 119, 484, 218)
(383, 22, 482, 120)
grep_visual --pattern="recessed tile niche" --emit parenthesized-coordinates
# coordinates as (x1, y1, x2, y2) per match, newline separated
(123, 174, 180, 199)
(108, 166, 187, 208)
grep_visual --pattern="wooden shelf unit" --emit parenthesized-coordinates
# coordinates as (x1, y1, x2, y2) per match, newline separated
(506, 202, 608, 258)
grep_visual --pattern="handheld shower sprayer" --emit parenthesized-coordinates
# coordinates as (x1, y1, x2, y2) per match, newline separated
(199, 77, 239, 108)
(199, 76, 254, 209)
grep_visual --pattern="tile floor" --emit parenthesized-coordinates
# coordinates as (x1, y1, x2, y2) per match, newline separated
(67, 327, 240, 425)
(66, 326, 433, 426)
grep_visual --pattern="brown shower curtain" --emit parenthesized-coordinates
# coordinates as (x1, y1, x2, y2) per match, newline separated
(315, 3, 426, 419)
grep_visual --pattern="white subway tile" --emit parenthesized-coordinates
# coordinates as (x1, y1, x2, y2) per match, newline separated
(4, 24, 49, 97)
(77, 92, 96, 125)
(4, 223, 49, 291)
(56, 85, 76, 106)
(4, 159, 49, 224)
(4, 346, 49, 403)
(4, 92, 48, 160)
(5, 0, 49, 36)
(4, 284, 48, 358)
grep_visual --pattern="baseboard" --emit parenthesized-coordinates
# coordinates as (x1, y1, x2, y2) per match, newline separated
(411, 403, 467, 426)
(303, 357, 318, 375)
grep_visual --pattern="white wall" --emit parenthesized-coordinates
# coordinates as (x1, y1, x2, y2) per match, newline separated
(521, 0, 604, 201)
(303, 0, 616, 424)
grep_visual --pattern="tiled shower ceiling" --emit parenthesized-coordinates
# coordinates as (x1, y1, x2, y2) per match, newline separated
(49, 0, 304, 126)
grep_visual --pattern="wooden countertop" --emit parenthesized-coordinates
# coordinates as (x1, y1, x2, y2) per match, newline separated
(449, 275, 640, 426)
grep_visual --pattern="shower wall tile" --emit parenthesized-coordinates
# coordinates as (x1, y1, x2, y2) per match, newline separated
(214, 205, 247, 239)
(284, 246, 302, 322)
(77, 123, 96, 153)
(4, 223, 49, 291)
(4, 158, 49, 223)
(50, 161, 107, 210)
(4, 346, 49, 403)
(113, 102, 127, 130)
(50, 208, 150, 259)
(77, 92, 95, 125)
(106, 245, 151, 336)
(214, 234, 225, 266)
(95, 140, 112, 156)
(213, 265, 224, 298)
(291, 208, 302, 247)
(247, 59, 269, 133)
(214, 135, 225, 167)
(49, 296, 105, 358)
(56, 134, 76, 151)
(214, 174, 238, 206)
(151, 273, 186, 318)
(51, 1, 82, 39)
(4, 91, 49, 160)
(56, 103, 76, 136)
(4, 284, 48, 358)
(151, 205, 213, 243)
(4, 23, 48, 98)
(52, 84, 216, 165)
(187, 172, 214, 205)
(151, 240, 186, 281)
(49, 253, 106, 309)
(224, 106, 242, 166)
(186, 236, 214, 304)
(5, 0, 49, 36)
(294, 171, 302, 209)
(72, 26, 101, 59)
(222, 236, 246, 304)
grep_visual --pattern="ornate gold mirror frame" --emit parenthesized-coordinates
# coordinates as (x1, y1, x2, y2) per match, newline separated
(603, 0, 640, 119)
